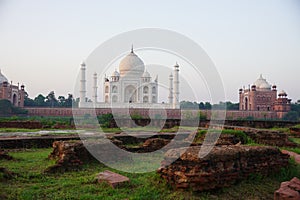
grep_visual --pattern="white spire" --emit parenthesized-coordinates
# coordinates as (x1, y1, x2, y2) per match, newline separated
(173, 62, 180, 109)
(93, 72, 98, 104)
(79, 61, 87, 107)
(169, 73, 173, 104)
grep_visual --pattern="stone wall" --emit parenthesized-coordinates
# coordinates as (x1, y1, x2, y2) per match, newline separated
(227, 126, 298, 147)
(0, 121, 43, 129)
(157, 145, 289, 191)
(25, 107, 285, 120)
(0, 135, 80, 149)
(290, 127, 300, 138)
(24, 107, 298, 129)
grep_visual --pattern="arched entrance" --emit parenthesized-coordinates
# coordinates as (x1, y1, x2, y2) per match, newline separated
(124, 85, 137, 103)
(12, 94, 18, 106)
(244, 97, 248, 110)
(143, 96, 148, 103)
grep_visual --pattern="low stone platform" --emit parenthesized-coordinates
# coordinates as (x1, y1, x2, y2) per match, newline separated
(274, 177, 300, 200)
(96, 170, 130, 188)
(45, 140, 131, 173)
(157, 145, 290, 191)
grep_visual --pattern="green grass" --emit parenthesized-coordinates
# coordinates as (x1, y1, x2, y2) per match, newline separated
(281, 147, 300, 154)
(1, 149, 299, 200)
(290, 138, 300, 144)
(191, 129, 255, 145)
(293, 124, 300, 129)
(271, 127, 290, 132)
(0, 128, 42, 133)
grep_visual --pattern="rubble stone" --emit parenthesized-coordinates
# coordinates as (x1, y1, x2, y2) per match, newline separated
(157, 145, 289, 191)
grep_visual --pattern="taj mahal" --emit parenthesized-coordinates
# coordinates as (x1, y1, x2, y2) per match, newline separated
(78, 47, 180, 109)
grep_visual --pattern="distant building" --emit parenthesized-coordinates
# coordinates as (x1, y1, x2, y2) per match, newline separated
(79, 47, 180, 109)
(239, 74, 291, 118)
(0, 70, 25, 107)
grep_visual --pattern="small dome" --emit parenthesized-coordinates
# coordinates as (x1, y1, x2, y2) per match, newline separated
(112, 70, 120, 77)
(119, 48, 145, 78)
(279, 90, 287, 96)
(253, 74, 271, 90)
(0, 69, 8, 84)
(142, 70, 150, 78)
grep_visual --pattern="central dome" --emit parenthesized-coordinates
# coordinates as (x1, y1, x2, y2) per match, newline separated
(253, 74, 271, 90)
(0, 70, 8, 84)
(119, 48, 145, 78)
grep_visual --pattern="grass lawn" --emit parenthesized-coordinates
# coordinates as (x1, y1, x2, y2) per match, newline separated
(0, 128, 41, 133)
(290, 137, 300, 144)
(1, 149, 300, 200)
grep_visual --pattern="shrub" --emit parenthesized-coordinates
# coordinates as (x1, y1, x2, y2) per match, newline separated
(0, 99, 28, 115)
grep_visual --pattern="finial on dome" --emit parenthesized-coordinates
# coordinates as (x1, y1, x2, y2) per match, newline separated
(131, 44, 134, 53)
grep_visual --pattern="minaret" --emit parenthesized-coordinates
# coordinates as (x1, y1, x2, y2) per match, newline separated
(173, 62, 180, 109)
(79, 61, 87, 107)
(168, 73, 173, 104)
(93, 72, 98, 104)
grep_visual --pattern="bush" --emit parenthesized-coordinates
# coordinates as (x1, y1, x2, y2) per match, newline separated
(221, 129, 252, 144)
(97, 113, 114, 128)
(0, 99, 28, 115)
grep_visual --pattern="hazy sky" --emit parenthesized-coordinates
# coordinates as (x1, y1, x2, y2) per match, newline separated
(1, 0, 300, 103)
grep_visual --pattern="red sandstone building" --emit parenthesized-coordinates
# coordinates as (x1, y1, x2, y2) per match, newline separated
(0, 70, 25, 107)
(239, 74, 291, 118)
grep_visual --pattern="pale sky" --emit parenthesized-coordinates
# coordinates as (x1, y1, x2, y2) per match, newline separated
(1, 0, 300, 103)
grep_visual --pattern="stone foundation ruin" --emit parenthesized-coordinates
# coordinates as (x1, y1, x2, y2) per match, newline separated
(157, 145, 290, 191)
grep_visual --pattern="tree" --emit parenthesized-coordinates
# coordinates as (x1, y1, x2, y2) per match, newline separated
(34, 94, 47, 107)
(204, 102, 212, 110)
(0, 99, 27, 115)
(58, 96, 66, 106)
(46, 91, 58, 107)
(24, 92, 36, 107)
(199, 102, 205, 109)
(283, 111, 299, 122)
(65, 94, 74, 107)
(180, 101, 198, 109)
(291, 103, 300, 118)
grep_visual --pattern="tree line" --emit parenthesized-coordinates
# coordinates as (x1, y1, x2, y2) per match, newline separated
(24, 91, 79, 108)
(180, 101, 239, 110)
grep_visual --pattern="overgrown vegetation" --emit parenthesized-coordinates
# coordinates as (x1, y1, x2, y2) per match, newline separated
(0, 128, 41, 133)
(0, 149, 299, 200)
(192, 129, 254, 145)
(0, 116, 74, 129)
(289, 138, 300, 145)
(0, 99, 28, 115)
